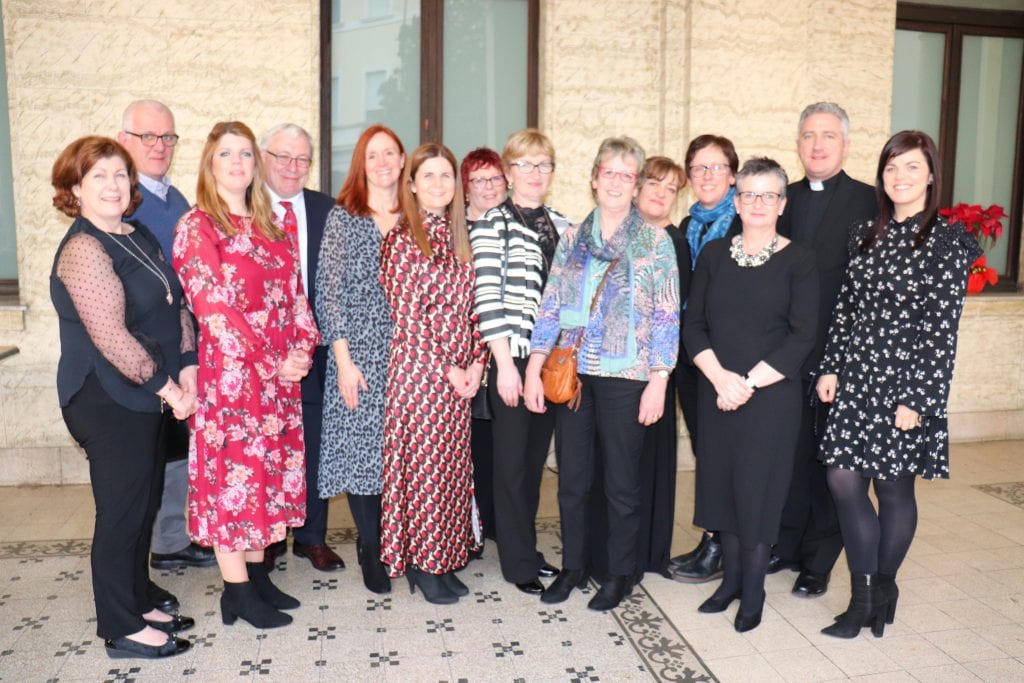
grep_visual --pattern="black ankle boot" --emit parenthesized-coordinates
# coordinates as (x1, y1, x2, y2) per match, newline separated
(671, 534, 723, 583)
(440, 571, 469, 597)
(834, 571, 900, 626)
(406, 567, 458, 604)
(541, 568, 588, 604)
(247, 561, 300, 610)
(822, 573, 886, 638)
(357, 537, 392, 594)
(669, 532, 710, 570)
(587, 575, 633, 611)
(221, 580, 292, 629)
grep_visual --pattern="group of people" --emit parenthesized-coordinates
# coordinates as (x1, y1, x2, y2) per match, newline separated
(50, 98, 979, 660)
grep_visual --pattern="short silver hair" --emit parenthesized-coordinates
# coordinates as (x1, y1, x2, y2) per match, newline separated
(798, 102, 850, 140)
(259, 123, 314, 154)
(735, 157, 789, 199)
(590, 136, 645, 200)
(122, 100, 174, 131)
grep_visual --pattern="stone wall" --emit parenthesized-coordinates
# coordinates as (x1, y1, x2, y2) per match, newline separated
(0, 0, 1021, 485)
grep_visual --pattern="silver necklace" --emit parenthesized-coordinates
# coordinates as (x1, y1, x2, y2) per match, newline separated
(730, 234, 778, 268)
(103, 230, 174, 305)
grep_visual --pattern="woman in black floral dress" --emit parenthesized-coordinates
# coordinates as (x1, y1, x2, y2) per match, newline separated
(816, 131, 981, 639)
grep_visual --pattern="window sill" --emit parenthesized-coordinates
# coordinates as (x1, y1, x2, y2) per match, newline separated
(0, 301, 26, 332)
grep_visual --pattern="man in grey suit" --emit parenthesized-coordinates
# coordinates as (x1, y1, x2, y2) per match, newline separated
(259, 123, 344, 572)
(772, 102, 878, 597)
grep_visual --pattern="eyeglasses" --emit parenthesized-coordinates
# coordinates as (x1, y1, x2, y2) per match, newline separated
(265, 150, 313, 170)
(688, 163, 730, 177)
(511, 160, 555, 174)
(737, 191, 782, 206)
(598, 167, 638, 184)
(468, 175, 507, 188)
(123, 131, 179, 147)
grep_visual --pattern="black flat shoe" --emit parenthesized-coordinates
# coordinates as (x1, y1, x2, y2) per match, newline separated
(536, 552, 560, 578)
(146, 582, 179, 613)
(144, 615, 195, 634)
(697, 592, 739, 613)
(670, 536, 723, 583)
(587, 575, 632, 611)
(104, 635, 191, 659)
(540, 569, 588, 604)
(515, 579, 545, 595)
(669, 531, 712, 570)
(150, 543, 217, 570)
(766, 554, 800, 575)
(792, 570, 829, 597)
(440, 571, 469, 597)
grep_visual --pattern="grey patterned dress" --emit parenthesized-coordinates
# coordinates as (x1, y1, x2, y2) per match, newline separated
(315, 206, 393, 496)
(818, 215, 980, 480)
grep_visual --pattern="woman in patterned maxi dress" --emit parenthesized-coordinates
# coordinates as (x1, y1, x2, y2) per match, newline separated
(173, 122, 320, 629)
(316, 125, 405, 595)
(379, 143, 486, 604)
(816, 131, 980, 639)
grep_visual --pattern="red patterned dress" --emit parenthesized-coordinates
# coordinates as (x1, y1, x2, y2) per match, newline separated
(379, 212, 485, 576)
(173, 209, 321, 552)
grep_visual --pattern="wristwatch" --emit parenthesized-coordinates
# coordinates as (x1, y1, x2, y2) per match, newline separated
(655, 369, 670, 380)
(744, 375, 757, 390)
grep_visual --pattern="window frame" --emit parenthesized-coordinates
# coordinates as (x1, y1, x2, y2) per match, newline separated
(896, 2, 1024, 287)
(318, 0, 540, 191)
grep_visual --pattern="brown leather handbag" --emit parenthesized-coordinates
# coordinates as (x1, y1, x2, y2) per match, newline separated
(540, 261, 616, 411)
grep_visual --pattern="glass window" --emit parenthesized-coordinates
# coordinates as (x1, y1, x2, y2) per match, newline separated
(892, 29, 945, 141)
(0, 8, 17, 290)
(441, 0, 529, 163)
(329, 1, 421, 192)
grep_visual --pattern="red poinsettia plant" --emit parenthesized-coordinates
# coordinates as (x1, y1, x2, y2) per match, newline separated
(938, 203, 1007, 294)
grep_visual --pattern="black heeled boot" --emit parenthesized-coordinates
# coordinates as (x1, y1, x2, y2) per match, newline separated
(669, 531, 711, 570)
(221, 580, 292, 628)
(822, 573, 886, 638)
(540, 568, 588, 604)
(588, 575, 633, 611)
(441, 571, 469, 597)
(407, 567, 458, 604)
(834, 571, 900, 625)
(670, 533, 723, 583)
(247, 561, 300, 610)
(357, 536, 392, 594)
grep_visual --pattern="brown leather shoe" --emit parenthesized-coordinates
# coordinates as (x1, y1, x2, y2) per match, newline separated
(292, 541, 345, 572)
(264, 540, 287, 571)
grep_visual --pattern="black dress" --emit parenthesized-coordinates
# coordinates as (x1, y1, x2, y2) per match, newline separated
(818, 216, 979, 480)
(684, 238, 818, 546)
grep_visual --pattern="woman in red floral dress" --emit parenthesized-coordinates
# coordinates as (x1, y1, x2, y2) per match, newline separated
(173, 121, 320, 629)
(379, 143, 486, 604)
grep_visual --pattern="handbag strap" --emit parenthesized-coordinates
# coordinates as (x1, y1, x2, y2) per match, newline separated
(569, 259, 618, 351)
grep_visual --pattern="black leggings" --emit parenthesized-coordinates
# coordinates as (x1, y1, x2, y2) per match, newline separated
(825, 467, 918, 575)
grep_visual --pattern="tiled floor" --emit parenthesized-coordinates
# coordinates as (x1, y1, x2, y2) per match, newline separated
(2, 440, 1024, 681)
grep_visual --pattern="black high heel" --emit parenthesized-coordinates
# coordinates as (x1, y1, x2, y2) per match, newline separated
(357, 536, 392, 594)
(221, 580, 292, 628)
(407, 567, 458, 604)
(697, 590, 739, 614)
(440, 571, 469, 597)
(247, 561, 300, 610)
(540, 569, 588, 604)
(734, 592, 765, 632)
(822, 573, 887, 638)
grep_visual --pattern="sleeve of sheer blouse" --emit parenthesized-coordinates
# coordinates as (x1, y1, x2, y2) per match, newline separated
(57, 232, 171, 393)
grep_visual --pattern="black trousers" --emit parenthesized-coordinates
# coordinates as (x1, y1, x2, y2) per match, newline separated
(490, 358, 556, 583)
(294, 399, 328, 546)
(774, 380, 843, 573)
(557, 374, 646, 577)
(471, 417, 497, 541)
(61, 373, 163, 639)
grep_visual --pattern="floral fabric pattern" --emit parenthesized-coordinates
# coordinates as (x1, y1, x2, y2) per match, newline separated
(818, 215, 980, 480)
(173, 208, 320, 551)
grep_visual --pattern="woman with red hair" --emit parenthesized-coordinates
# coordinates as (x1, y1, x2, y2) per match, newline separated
(316, 125, 406, 595)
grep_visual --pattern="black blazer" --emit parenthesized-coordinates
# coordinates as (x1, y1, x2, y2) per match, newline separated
(301, 187, 336, 405)
(777, 170, 876, 377)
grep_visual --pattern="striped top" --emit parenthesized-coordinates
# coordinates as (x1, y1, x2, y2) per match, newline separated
(470, 200, 571, 358)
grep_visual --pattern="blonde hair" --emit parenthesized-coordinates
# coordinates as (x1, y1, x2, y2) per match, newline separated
(196, 121, 282, 240)
(398, 143, 470, 262)
(501, 128, 555, 170)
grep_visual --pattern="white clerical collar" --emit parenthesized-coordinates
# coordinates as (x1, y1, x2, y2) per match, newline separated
(809, 180, 825, 192)
(138, 173, 171, 201)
